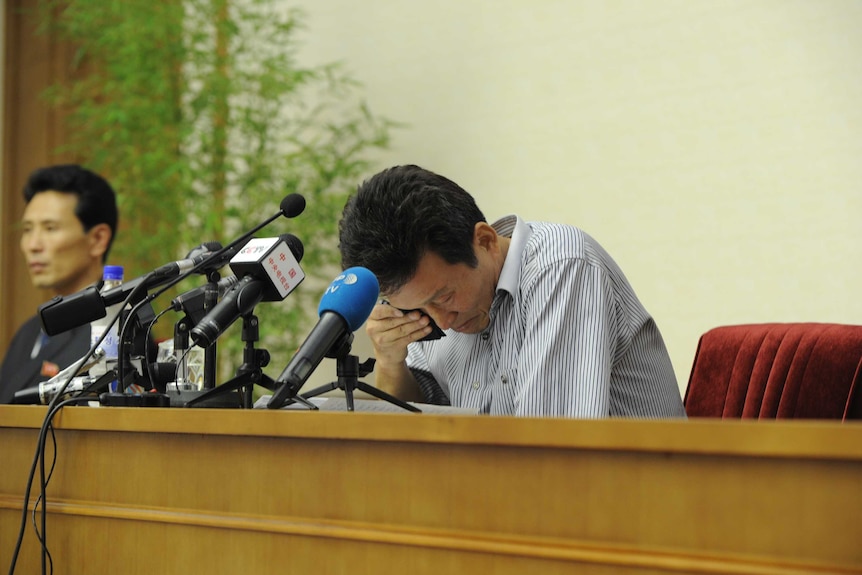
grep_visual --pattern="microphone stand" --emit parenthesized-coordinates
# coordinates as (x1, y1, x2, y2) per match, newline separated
(185, 311, 315, 409)
(167, 270, 221, 392)
(104, 288, 168, 406)
(202, 270, 220, 389)
(286, 334, 421, 413)
(171, 317, 194, 386)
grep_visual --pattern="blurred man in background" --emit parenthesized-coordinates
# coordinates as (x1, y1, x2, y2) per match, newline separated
(0, 164, 117, 403)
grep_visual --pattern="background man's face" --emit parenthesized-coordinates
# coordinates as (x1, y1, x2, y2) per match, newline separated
(20, 191, 100, 296)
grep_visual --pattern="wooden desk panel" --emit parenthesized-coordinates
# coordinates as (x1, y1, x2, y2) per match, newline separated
(1, 406, 861, 574)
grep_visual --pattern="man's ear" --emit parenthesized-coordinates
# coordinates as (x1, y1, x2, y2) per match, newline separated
(473, 221, 499, 252)
(87, 223, 112, 260)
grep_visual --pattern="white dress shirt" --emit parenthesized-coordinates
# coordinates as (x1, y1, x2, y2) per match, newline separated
(406, 215, 685, 418)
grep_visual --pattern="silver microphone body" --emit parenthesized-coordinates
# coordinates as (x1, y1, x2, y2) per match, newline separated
(14, 348, 107, 405)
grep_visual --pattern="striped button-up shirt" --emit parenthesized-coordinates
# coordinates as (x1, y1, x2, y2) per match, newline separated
(407, 215, 686, 418)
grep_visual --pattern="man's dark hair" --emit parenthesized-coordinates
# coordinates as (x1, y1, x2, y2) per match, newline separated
(23, 164, 119, 262)
(339, 164, 486, 294)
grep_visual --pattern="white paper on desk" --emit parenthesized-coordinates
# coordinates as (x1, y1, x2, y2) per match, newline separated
(254, 395, 479, 415)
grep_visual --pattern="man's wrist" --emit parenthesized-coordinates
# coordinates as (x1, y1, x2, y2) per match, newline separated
(374, 360, 409, 378)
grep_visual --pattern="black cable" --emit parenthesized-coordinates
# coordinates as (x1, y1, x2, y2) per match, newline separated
(6, 395, 91, 575)
(175, 346, 194, 393)
(38, 397, 93, 574)
(143, 306, 173, 389)
(6, 398, 96, 574)
(73, 371, 118, 399)
(115, 277, 156, 392)
(16, 289, 143, 575)
(33, 422, 58, 574)
(7, 415, 46, 574)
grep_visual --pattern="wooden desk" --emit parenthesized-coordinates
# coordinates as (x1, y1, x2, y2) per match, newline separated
(1, 405, 860, 574)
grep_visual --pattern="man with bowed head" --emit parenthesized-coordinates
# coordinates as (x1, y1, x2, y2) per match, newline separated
(337, 164, 685, 418)
(0, 164, 117, 403)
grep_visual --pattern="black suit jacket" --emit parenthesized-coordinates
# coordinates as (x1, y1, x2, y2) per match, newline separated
(0, 315, 91, 404)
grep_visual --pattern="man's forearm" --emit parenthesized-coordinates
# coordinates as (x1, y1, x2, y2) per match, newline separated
(373, 362, 424, 402)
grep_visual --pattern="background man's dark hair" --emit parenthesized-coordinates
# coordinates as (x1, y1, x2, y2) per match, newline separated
(339, 164, 486, 294)
(23, 164, 119, 262)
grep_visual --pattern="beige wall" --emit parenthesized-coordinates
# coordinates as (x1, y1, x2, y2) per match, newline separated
(4, 1, 860, 397)
(295, 0, 862, 392)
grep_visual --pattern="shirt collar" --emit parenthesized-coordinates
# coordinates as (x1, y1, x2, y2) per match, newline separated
(492, 215, 529, 296)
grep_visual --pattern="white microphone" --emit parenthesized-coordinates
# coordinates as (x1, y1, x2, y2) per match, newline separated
(190, 234, 305, 348)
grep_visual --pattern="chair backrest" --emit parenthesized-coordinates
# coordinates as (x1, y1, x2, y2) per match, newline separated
(684, 323, 862, 420)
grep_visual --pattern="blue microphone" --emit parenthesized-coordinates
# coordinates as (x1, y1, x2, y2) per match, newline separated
(267, 267, 379, 408)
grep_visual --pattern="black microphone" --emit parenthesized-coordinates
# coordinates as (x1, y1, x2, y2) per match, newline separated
(279, 193, 306, 218)
(267, 267, 379, 409)
(150, 241, 227, 278)
(170, 275, 240, 315)
(37, 193, 306, 337)
(190, 234, 305, 348)
(104, 243, 236, 305)
(38, 243, 230, 336)
(169, 274, 240, 327)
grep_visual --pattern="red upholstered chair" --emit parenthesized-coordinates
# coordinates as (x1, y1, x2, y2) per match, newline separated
(684, 323, 862, 420)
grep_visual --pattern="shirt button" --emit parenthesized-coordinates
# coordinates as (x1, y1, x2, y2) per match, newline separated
(481, 332, 489, 341)
(471, 381, 480, 390)
(501, 375, 509, 385)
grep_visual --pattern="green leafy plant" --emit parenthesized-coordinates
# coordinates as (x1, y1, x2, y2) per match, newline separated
(38, 0, 394, 379)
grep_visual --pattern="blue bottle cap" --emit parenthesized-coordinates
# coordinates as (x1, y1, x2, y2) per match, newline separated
(103, 265, 124, 281)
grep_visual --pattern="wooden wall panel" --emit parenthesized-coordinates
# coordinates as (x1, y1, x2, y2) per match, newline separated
(2, 0, 77, 353)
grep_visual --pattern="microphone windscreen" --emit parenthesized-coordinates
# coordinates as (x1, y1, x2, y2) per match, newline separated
(279, 233, 304, 262)
(39, 286, 106, 336)
(12, 386, 39, 404)
(148, 362, 179, 391)
(279, 194, 306, 218)
(317, 267, 379, 332)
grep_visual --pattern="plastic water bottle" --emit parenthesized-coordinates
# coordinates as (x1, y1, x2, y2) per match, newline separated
(89, 265, 124, 385)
